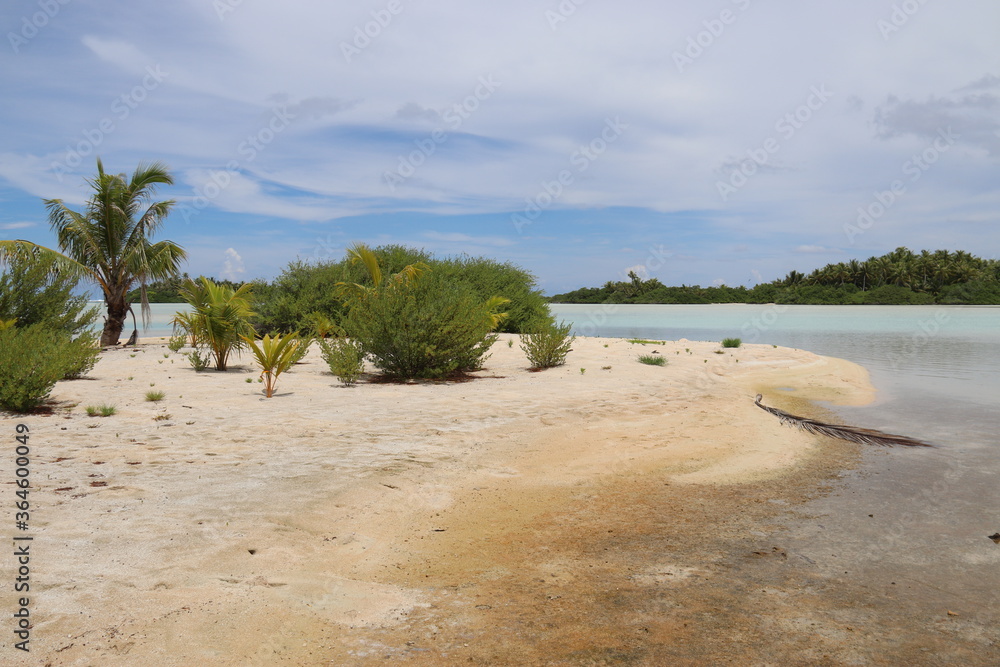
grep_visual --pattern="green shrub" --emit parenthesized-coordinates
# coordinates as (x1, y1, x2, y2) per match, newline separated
(520, 321, 574, 369)
(318, 337, 365, 385)
(0, 251, 98, 337)
(0, 325, 72, 412)
(145, 390, 165, 402)
(186, 349, 211, 371)
(342, 271, 499, 379)
(721, 338, 742, 348)
(60, 330, 101, 379)
(167, 334, 186, 352)
(286, 335, 313, 367)
(638, 354, 666, 366)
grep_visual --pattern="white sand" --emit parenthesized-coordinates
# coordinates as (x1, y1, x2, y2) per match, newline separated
(0, 335, 874, 665)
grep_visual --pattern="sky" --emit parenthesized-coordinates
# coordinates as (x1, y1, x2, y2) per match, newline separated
(1, 0, 998, 295)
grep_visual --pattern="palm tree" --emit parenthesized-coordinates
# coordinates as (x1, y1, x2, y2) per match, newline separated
(0, 159, 186, 346)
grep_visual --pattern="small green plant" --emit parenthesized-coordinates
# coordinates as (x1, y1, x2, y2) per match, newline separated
(521, 320, 574, 369)
(507, 340, 514, 348)
(167, 334, 186, 352)
(638, 355, 666, 366)
(149, 382, 155, 387)
(245, 377, 253, 383)
(127, 376, 133, 380)
(721, 337, 742, 348)
(130, 354, 136, 358)
(243, 332, 302, 398)
(318, 337, 365, 386)
(186, 349, 211, 372)
(626, 338, 665, 345)
(580, 368, 586, 374)
(86, 404, 117, 417)
(163, 353, 170, 358)
(145, 390, 165, 402)
(714, 350, 725, 354)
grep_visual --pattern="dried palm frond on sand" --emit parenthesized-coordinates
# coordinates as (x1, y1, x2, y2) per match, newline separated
(754, 394, 932, 448)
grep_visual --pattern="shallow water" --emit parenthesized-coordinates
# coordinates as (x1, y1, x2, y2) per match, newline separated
(552, 303, 1000, 654)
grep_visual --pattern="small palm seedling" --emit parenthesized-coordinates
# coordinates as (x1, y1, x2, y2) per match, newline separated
(86, 404, 117, 417)
(243, 332, 301, 398)
(638, 355, 666, 366)
(145, 390, 165, 402)
(721, 337, 742, 348)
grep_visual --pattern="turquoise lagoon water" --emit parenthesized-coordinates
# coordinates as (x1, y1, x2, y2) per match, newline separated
(551, 303, 1000, 633)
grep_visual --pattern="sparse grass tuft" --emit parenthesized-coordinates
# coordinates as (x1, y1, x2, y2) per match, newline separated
(86, 404, 117, 417)
(721, 337, 742, 348)
(627, 338, 665, 345)
(145, 390, 165, 402)
(638, 355, 666, 366)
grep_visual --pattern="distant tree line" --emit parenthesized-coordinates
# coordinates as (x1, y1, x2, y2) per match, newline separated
(549, 248, 1000, 305)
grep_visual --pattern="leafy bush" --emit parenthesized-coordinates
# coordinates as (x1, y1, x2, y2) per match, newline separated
(721, 338, 742, 348)
(186, 349, 211, 371)
(0, 251, 99, 337)
(638, 354, 666, 366)
(59, 330, 100, 379)
(520, 320, 575, 369)
(318, 337, 365, 385)
(167, 334, 186, 352)
(341, 264, 501, 380)
(286, 335, 313, 367)
(0, 325, 73, 412)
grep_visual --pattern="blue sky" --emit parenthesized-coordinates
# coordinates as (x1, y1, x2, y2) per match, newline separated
(1, 0, 998, 295)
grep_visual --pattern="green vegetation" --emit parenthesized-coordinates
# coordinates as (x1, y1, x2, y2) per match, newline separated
(1, 159, 186, 346)
(86, 404, 117, 417)
(242, 332, 301, 397)
(627, 338, 665, 345)
(176, 277, 256, 371)
(252, 244, 549, 335)
(638, 354, 666, 366)
(185, 349, 211, 372)
(549, 248, 1000, 305)
(145, 390, 165, 402)
(721, 338, 742, 348)
(520, 320, 575, 369)
(336, 244, 505, 379)
(318, 337, 365, 385)
(0, 251, 101, 412)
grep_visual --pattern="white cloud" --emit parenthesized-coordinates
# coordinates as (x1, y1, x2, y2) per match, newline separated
(221, 248, 245, 281)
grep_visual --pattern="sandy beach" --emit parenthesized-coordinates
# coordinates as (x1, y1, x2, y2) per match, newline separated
(2, 335, 876, 665)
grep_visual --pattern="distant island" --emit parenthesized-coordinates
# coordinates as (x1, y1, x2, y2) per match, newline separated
(548, 248, 1000, 305)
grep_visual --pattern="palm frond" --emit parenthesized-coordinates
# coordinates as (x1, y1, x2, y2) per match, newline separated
(754, 394, 932, 448)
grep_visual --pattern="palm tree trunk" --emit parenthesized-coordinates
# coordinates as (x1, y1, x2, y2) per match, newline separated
(101, 299, 129, 346)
